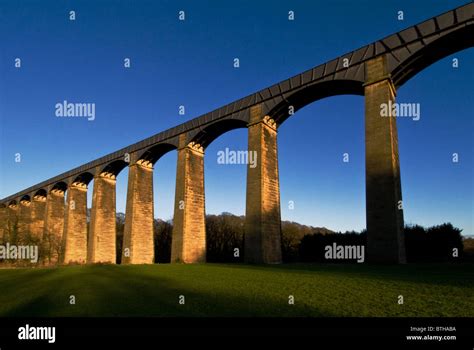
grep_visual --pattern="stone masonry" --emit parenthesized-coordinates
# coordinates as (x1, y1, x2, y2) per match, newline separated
(122, 161, 155, 264)
(17, 199, 32, 242)
(0, 206, 6, 241)
(63, 182, 88, 264)
(244, 105, 283, 264)
(171, 136, 206, 263)
(88, 173, 117, 263)
(6, 204, 18, 242)
(43, 189, 65, 264)
(364, 55, 406, 263)
(30, 195, 46, 238)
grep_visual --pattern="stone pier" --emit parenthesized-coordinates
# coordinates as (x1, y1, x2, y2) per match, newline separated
(18, 199, 32, 242)
(171, 138, 206, 263)
(88, 173, 117, 263)
(63, 182, 88, 264)
(30, 195, 46, 239)
(364, 55, 406, 264)
(122, 160, 155, 264)
(43, 189, 65, 264)
(244, 105, 282, 264)
(6, 204, 19, 242)
(0, 205, 7, 241)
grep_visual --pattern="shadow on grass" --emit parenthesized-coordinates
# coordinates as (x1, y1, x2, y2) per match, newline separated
(2, 263, 473, 317)
(210, 262, 474, 288)
(2, 265, 332, 317)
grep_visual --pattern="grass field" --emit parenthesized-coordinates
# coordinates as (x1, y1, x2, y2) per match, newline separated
(0, 263, 472, 317)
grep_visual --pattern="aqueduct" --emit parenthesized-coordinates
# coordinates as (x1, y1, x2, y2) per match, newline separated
(0, 3, 472, 264)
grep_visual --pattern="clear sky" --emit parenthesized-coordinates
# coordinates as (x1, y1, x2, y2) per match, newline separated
(0, 0, 472, 235)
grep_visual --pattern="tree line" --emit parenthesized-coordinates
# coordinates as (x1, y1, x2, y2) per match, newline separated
(119, 212, 466, 263)
(1, 211, 468, 265)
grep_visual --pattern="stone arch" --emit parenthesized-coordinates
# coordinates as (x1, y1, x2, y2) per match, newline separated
(51, 181, 68, 193)
(188, 118, 248, 149)
(20, 194, 31, 203)
(34, 189, 47, 198)
(137, 142, 177, 165)
(72, 172, 94, 186)
(100, 159, 129, 177)
(391, 25, 474, 88)
(266, 79, 364, 125)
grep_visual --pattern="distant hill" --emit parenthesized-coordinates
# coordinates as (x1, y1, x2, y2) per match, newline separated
(282, 220, 334, 239)
(114, 211, 335, 239)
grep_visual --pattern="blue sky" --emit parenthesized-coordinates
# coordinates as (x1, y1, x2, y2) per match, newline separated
(0, 0, 472, 235)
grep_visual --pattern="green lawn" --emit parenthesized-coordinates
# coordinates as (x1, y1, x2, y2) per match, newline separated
(0, 263, 472, 317)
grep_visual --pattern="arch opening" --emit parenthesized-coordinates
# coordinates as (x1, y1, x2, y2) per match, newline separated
(392, 25, 474, 88)
(269, 79, 364, 125)
(138, 143, 177, 165)
(34, 189, 47, 198)
(72, 172, 94, 186)
(277, 93, 366, 262)
(152, 150, 177, 263)
(51, 181, 68, 193)
(203, 126, 247, 263)
(190, 119, 248, 149)
(20, 195, 31, 203)
(100, 159, 129, 177)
